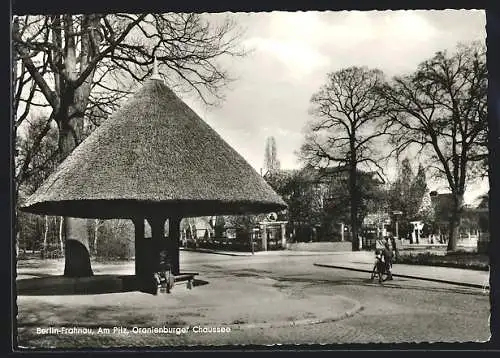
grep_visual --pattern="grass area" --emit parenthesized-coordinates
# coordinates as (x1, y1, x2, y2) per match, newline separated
(396, 251, 489, 271)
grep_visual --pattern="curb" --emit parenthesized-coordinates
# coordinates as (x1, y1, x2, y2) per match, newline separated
(180, 248, 252, 257)
(181, 248, 361, 257)
(261, 251, 356, 256)
(231, 296, 363, 330)
(313, 263, 490, 290)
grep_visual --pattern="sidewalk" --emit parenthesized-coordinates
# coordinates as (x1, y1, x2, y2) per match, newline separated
(314, 251, 490, 289)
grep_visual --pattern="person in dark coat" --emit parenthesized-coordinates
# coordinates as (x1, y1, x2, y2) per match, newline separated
(389, 235, 399, 263)
(382, 236, 394, 280)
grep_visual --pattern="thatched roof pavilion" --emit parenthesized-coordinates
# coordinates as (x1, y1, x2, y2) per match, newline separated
(21, 82, 286, 219)
(20, 66, 286, 288)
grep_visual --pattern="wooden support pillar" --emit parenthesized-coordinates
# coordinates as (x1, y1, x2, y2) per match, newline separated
(148, 216, 167, 273)
(169, 217, 181, 275)
(132, 217, 145, 278)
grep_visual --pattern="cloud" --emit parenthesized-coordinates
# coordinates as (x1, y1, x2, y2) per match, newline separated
(239, 10, 455, 83)
(243, 37, 330, 79)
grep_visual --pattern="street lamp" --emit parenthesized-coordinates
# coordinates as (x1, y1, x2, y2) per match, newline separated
(393, 211, 403, 239)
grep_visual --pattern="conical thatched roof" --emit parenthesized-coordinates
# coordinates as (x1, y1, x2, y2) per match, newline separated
(20, 78, 287, 219)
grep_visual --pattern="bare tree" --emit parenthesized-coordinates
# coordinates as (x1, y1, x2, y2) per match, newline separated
(92, 219, 105, 256)
(181, 218, 199, 247)
(12, 13, 246, 276)
(301, 66, 388, 250)
(15, 115, 59, 195)
(380, 42, 487, 251)
(15, 114, 60, 257)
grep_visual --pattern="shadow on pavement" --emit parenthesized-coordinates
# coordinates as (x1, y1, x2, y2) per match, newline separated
(17, 275, 210, 296)
(16, 272, 57, 278)
(192, 279, 209, 287)
(17, 275, 140, 296)
(273, 276, 487, 297)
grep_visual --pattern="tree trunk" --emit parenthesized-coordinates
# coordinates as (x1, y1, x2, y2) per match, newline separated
(42, 216, 49, 259)
(349, 163, 359, 251)
(58, 216, 64, 254)
(59, 113, 93, 276)
(188, 222, 197, 248)
(447, 219, 460, 251)
(447, 193, 464, 252)
(93, 219, 100, 256)
(58, 19, 95, 276)
(350, 207, 359, 251)
(169, 217, 182, 275)
(63, 216, 94, 277)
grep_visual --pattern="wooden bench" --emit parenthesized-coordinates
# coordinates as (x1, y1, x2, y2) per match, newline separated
(156, 272, 199, 293)
(173, 272, 199, 290)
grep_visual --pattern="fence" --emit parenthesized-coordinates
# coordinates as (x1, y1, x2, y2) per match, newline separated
(191, 236, 285, 252)
(286, 242, 352, 252)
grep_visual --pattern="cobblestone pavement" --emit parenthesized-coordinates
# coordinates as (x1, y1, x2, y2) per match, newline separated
(16, 252, 490, 348)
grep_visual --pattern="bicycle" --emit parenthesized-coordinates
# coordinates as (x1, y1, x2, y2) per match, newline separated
(370, 249, 392, 283)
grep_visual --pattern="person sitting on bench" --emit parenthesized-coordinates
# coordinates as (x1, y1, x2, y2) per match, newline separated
(154, 251, 174, 293)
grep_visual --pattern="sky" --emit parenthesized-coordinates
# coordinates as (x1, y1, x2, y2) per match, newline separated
(15, 10, 488, 205)
(179, 10, 488, 205)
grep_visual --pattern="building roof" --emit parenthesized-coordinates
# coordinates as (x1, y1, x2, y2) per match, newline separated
(429, 192, 454, 220)
(297, 164, 385, 184)
(20, 78, 287, 219)
(430, 192, 490, 217)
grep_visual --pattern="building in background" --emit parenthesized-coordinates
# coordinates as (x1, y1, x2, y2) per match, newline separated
(430, 191, 489, 251)
(265, 164, 386, 244)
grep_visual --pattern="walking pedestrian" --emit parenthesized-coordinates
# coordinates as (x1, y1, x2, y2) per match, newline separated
(390, 235, 399, 263)
(382, 236, 394, 280)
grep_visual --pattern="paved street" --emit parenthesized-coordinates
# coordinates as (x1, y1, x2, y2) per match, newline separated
(16, 251, 490, 348)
